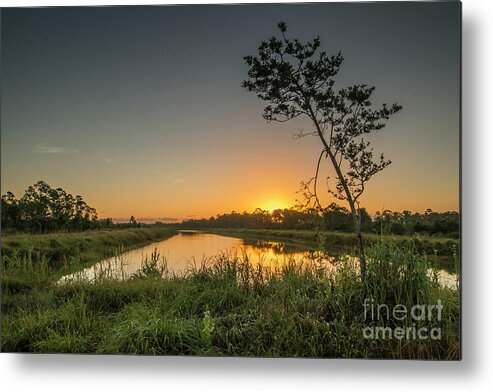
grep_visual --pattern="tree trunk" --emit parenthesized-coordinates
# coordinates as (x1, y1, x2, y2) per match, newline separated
(304, 104, 367, 282)
(349, 211, 366, 282)
(354, 220, 366, 283)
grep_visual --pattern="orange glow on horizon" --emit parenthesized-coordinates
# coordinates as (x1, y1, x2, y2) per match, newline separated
(256, 198, 292, 212)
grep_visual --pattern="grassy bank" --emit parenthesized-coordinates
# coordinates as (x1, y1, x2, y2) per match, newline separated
(1, 227, 177, 270)
(1, 235, 460, 358)
(201, 228, 459, 258)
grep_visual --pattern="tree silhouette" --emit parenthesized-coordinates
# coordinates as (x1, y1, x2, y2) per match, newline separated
(243, 22, 402, 281)
(1, 181, 98, 232)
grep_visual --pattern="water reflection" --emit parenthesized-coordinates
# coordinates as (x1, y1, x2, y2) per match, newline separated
(241, 239, 309, 255)
(60, 230, 458, 289)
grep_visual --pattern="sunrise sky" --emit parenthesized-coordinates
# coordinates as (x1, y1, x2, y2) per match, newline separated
(1, 2, 460, 222)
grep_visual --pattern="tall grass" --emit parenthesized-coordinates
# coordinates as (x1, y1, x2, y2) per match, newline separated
(1, 227, 177, 269)
(1, 236, 459, 358)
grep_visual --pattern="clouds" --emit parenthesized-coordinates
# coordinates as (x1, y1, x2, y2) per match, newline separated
(97, 152, 113, 164)
(32, 145, 115, 166)
(32, 143, 79, 154)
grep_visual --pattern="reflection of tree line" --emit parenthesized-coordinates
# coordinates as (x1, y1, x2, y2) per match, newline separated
(242, 238, 332, 259)
(178, 231, 311, 256)
(241, 238, 455, 274)
(179, 231, 204, 236)
(178, 231, 345, 259)
(242, 239, 301, 255)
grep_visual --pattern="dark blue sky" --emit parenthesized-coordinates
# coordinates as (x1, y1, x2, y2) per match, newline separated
(1, 2, 460, 219)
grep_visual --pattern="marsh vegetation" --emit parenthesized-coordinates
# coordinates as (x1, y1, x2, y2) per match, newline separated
(1, 228, 459, 358)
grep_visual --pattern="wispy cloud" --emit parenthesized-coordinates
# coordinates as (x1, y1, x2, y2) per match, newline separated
(97, 152, 113, 164)
(33, 143, 79, 154)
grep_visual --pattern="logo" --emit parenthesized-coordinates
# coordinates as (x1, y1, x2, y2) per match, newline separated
(362, 297, 443, 340)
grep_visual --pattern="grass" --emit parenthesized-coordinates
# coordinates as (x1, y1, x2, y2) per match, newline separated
(1, 230, 460, 359)
(1, 227, 177, 270)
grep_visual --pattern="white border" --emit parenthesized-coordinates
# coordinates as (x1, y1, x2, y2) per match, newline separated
(1, 0, 492, 391)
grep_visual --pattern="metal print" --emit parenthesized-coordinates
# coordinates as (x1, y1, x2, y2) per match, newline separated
(0, 2, 461, 359)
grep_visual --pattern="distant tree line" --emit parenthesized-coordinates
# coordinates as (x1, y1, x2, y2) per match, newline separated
(2, 181, 459, 238)
(1, 181, 105, 233)
(1, 181, 145, 233)
(181, 204, 459, 238)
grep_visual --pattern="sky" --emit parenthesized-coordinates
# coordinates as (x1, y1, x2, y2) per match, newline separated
(1, 2, 460, 221)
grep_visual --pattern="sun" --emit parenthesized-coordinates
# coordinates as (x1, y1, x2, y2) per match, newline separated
(260, 199, 290, 212)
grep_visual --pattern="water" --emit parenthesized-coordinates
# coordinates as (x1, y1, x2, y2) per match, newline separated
(60, 230, 458, 288)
